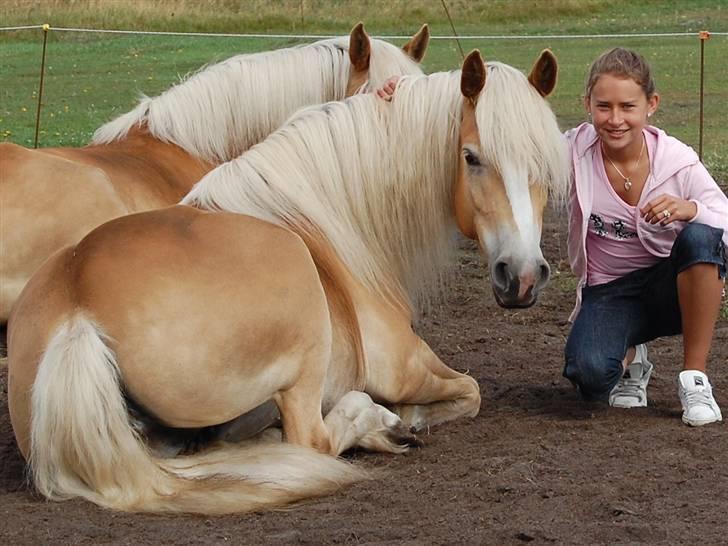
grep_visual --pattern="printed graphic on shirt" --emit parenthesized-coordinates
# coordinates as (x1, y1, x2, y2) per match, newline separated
(589, 213, 637, 239)
(589, 213, 607, 237)
(612, 219, 637, 240)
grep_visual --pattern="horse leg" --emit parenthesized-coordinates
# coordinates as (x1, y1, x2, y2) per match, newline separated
(369, 335, 481, 432)
(270, 362, 419, 458)
(323, 391, 420, 455)
(275, 382, 333, 454)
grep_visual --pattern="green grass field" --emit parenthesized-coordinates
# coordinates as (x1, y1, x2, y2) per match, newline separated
(2, 1, 727, 182)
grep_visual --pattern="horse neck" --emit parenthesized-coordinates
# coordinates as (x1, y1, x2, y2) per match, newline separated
(93, 42, 350, 165)
(186, 74, 464, 315)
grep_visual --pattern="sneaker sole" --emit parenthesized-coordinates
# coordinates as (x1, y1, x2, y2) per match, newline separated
(611, 398, 647, 409)
(682, 414, 723, 427)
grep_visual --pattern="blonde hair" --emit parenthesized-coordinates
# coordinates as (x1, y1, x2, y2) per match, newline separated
(585, 47, 656, 99)
(92, 37, 423, 164)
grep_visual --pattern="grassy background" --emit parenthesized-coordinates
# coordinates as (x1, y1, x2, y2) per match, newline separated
(2, 1, 727, 181)
(1, 0, 727, 315)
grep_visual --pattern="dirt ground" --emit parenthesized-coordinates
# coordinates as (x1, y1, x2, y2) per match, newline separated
(1, 207, 727, 545)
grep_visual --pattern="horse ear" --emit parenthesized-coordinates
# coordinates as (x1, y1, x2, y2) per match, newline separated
(461, 50, 486, 101)
(349, 22, 371, 72)
(528, 49, 558, 97)
(402, 24, 430, 63)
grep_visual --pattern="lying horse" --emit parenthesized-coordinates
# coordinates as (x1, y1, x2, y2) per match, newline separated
(0, 23, 428, 322)
(7, 50, 569, 514)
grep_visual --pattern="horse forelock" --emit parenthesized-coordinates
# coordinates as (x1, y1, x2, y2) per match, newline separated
(91, 37, 424, 165)
(475, 62, 569, 205)
(183, 72, 463, 315)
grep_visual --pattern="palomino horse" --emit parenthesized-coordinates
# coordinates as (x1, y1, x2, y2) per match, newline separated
(7, 50, 569, 514)
(0, 23, 428, 322)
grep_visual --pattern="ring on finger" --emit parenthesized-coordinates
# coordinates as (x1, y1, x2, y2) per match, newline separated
(662, 209, 671, 219)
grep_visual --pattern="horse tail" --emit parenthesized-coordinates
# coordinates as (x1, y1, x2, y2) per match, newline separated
(29, 314, 365, 514)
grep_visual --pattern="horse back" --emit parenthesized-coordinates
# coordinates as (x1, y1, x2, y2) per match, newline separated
(0, 142, 130, 321)
(42, 128, 213, 209)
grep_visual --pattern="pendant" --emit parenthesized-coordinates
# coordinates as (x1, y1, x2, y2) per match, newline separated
(624, 179, 632, 191)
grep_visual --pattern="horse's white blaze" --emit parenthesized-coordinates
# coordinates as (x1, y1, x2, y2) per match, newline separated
(501, 162, 544, 261)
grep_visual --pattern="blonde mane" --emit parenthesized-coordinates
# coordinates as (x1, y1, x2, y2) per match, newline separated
(92, 37, 423, 164)
(182, 63, 569, 314)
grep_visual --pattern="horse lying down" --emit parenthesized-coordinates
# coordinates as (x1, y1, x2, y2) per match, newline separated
(7, 49, 568, 514)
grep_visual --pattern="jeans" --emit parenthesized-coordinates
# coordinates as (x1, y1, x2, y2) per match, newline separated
(563, 223, 726, 402)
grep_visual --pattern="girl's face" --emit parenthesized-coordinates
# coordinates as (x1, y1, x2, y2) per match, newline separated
(584, 73, 659, 156)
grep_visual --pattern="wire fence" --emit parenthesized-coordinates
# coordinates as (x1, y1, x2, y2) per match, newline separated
(0, 24, 728, 174)
(4, 24, 728, 39)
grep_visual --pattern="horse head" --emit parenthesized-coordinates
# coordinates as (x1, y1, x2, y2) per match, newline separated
(454, 49, 562, 308)
(346, 22, 429, 96)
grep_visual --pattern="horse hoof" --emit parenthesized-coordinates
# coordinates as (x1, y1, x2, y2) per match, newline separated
(387, 423, 423, 449)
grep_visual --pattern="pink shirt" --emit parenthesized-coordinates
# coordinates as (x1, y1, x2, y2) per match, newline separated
(565, 123, 728, 320)
(586, 131, 660, 285)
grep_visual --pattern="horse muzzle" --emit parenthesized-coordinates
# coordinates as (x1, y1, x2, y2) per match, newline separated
(490, 258, 550, 308)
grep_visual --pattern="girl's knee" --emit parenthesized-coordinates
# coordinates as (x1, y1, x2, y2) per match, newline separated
(563, 348, 623, 401)
(673, 223, 726, 278)
(674, 223, 723, 258)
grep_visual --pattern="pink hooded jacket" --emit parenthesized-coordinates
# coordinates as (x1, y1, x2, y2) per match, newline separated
(566, 122, 728, 320)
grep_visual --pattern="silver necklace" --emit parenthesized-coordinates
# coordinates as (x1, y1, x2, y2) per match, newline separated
(601, 137, 645, 191)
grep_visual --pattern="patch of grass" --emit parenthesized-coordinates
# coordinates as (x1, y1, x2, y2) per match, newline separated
(1, 1, 727, 187)
(4, 0, 726, 37)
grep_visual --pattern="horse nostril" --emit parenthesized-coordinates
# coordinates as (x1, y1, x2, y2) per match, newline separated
(539, 262, 551, 283)
(493, 261, 510, 290)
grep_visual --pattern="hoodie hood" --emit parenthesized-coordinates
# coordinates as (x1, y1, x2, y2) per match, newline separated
(568, 122, 699, 185)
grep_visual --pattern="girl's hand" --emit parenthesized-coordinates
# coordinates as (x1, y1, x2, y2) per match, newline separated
(640, 194, 697, 225)
(375, 76, 400, 101)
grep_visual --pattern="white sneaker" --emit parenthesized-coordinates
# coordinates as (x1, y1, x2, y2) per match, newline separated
(678, 370, 723, 426)
(609, 344, 653, 408)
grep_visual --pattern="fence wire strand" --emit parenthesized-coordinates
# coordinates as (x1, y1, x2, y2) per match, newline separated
(2, 24, 727, 39)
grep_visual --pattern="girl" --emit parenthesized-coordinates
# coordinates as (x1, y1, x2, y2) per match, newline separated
(564, 48, 727, 426)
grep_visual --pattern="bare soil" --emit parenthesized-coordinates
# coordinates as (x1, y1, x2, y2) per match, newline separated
(1, 208, 727, 545)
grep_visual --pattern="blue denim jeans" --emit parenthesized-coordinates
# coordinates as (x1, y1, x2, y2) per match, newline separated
(563, 223, 726, 402)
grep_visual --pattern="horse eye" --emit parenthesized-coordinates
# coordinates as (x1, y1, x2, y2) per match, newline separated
(462, 149, 481, 167)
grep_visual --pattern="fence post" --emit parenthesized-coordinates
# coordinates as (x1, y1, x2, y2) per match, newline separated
(698, 30, 710, 162)
(33, 23, 50, 149)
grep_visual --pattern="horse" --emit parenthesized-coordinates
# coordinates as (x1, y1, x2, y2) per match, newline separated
(7, 49, 569, 514)
(0, 23, 429, 322)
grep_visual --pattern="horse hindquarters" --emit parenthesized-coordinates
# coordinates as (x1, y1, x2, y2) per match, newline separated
(7, 209, 367, 514)
(26, 313, 364, 514)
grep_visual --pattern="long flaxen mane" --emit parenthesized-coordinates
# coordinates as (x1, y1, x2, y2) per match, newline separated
(182, 62, 569, 314)
(91, 37, 423, 164)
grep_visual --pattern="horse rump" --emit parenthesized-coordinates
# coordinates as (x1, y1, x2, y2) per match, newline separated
(28, 314, 364, 514)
